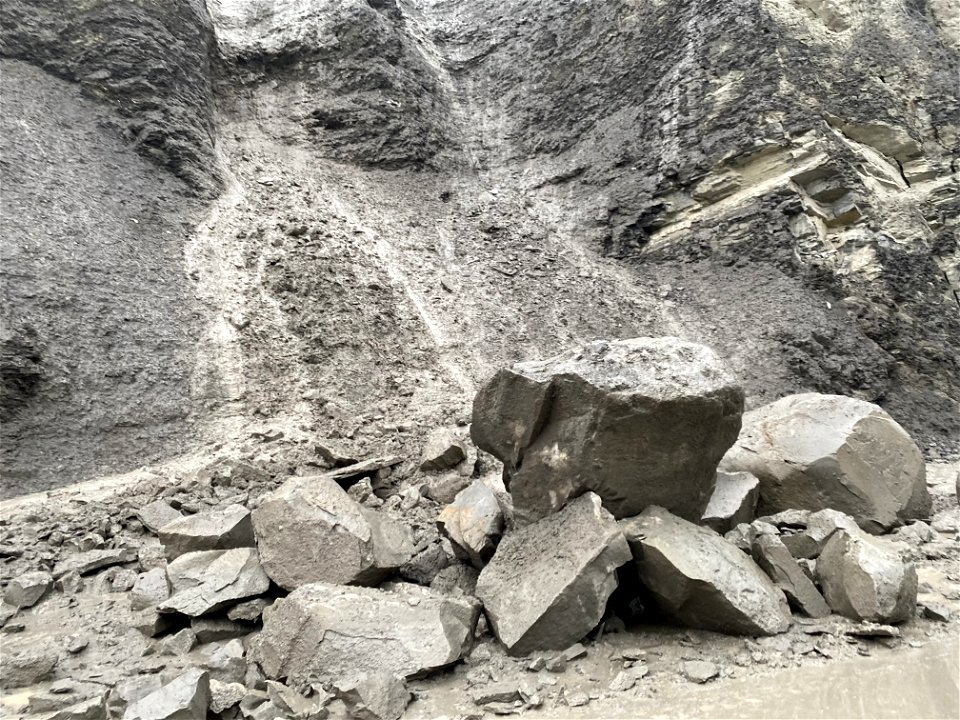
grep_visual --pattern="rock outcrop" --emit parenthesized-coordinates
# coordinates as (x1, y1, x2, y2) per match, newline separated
(472, 337, 744, 524)
(723, 394, 931, 533)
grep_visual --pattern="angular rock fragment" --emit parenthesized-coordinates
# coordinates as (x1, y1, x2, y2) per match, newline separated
(752, 534, 830, 618)
(816, 529, 917, 623)
(0, 646, 59, 688)
(227, 597, 271, 622)
(53, 548, 137, 578)
(136, 500, 182, 534)
(621, 506, 790, 635)
(4, 570, 53, 608)
(130, 568, 170, 611)
(41, 694, 108, 720)
(252, 475, 414, 589)
(198, 639, 246, 684)
(476, 492, 631, 654)
(420, 428, 467, 471)
(252, 582, 479, 684)
(722, 394, 930, 532)
(191, 617, 249, 643)
(160, 628, 197, 656)
(209, 680, 246, 714)
(701, 471, 760, 533)
(122, 668, 209, 720)
(129, 609, 174, 637)
(437, 480, 504, 568)
(158, 504, 254, 559)
(109, 677, 163, 717)
(266, 680, 328, 718)
(472, 337, 744, 524)
(682, 660, 719, 683)
(336, 672, 411, 720)
(160, 548, 270, 617)
(780, 509, 861, 559)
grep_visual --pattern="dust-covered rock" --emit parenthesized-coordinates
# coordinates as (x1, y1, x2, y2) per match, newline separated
(3, 570, 53, 608)
(158, 504, 255, 559)
(752, 534, 831, 618)
(701, 470, 760, 534)
(160, 547, 270, 617)
(130, 568, 170, 611)
(420, 428, 468, 471)
(136, 500, 182, 534)
(437, 480, 504, 568)
(122, 668, 209, 720)
(335, 672, 411, 720)
(0, 645, 59, 689)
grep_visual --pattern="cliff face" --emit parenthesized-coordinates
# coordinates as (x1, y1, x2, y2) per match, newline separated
(1, 0, 958, 494)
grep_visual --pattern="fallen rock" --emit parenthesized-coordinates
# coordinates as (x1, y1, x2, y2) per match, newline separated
(0, 646, 59, 689)
(816, 528, 917, 623)
(437, 480, 504, 568)
(160, 628, 197, 656)
(252, 581, 479, 684)
(44, 695, 108, 720)
(336, 672, 411, 720)
(722, 394, 930, 533)
(158, 504, 255, 559)
(4, 570, 53, 608)
(251, 475, 414, 589)
(191, 617, 249, 643)
(129, 609, 174, 637)
(423, 472, 471, 504)
(208, 680, 246, 714)
(227, 597, 271, 622)
(136, 500, 182, 534)
(430, 563, 479, 597)
(621, 506, 790, 635)
(123, 668, 209, 720)
(198, 639, 246, 684)
(471, 337, 744, 524)
(109, 676, 163, 717)
(53, 548, 137, 578)
(266, 680, 328, 718)
(420, 428, 468, 471)
(470, 682, 523, 706)
(682, 660, 719, 683)
(476, 492, 631, 654)
(780, 509, 861, 559)
(160, 548, 270, 617)
(752, 534, 831, 618)
(130, 568, 170, 611)
(701, 471, 760, 533)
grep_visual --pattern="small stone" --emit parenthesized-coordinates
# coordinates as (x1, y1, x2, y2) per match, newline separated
(682, 660, 720, 683)
(470, 682, 522, 705)
(131, 568, 170, 611)
(136, 500, 183, 534)
(161, 628, 198, 656)
(227, 597, 271, 622)
(420, 428, 468, 471)
(335, 672, 410, 720)
(64, 634, 89, 654)
(122, 668, 209, 720)
(53, 547, 137, 578)
(209, 680, 246, 713)
(191, 617, 249, 643)
(701, 471, 760, 534)
(565, 691, 590, 707)
(130, 609, 174, 638)
(920, 600, 952, 622)
(4, 570, 53, 608)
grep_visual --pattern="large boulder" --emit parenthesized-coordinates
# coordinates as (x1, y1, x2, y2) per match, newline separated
(722, 394, 930, 533)
(471, 337, 744, 524)
(160, 548, 270, 617)
(158, 504, 255, 559)
(252, 582, 479, 684)
(621, 506, 790, 636)
(437, 480, 504, 568)
(816, 528, 917, 623)
(475, 492, 632, 655)
(251, 476, 415, 590)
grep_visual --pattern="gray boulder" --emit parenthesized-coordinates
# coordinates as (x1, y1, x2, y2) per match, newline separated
(136, 500, 182, 534)
(780, 509, 861, 559)
(752, 534, 830, 618)
(0, 646, 59, 689)
(4, 570, 53, 608)
(130, 568, 170, 611)
(437, 480, 504, 568)
(701, 471, 760, 533)
(160, 548, 269, 617)
(335, 672, 412, 720)
(158, 504, 254, 559)
(621, 506, 790, 635)
(420, 428, 467, 471)
(472, 337, 743, 524)
(722, 394, 930, 533)
(53, 548, 137, 578)
(251, 475, 414, 590)
(816, 528, 917, 623)
(122, 668, 209, 720)
(252, 582, 479, 684)
(476, 492, 631, 655)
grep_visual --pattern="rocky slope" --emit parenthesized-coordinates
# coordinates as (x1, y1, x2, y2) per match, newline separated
(1, 0, 958, 495)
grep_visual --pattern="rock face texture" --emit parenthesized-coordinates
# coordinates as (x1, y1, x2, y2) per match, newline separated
(723, 394, 931, 532)
(472, 337, 744, 524)
(476, 492, 632, 654)
(622, 506, 791, 636)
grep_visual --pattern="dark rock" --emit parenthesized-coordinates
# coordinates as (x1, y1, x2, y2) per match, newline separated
(752, 534, 831, 618)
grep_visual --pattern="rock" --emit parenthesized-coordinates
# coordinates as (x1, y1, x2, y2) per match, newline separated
(816, 528, 917, 623)
(130, 609, 175, 637)
(429, 563, 479, 597)
(423, 472, 471, 504)
(722, 394, 930, 533)
(621, 506, 790, 635)
(0, 601, 17, 626)
(476, 492, 631, 655)
(752, 534, 831, 618)
(472, 337, 744, 524)
(321, 456, 403, 488)
(109, 676, 163, 717)
(420, 428, 468, 471)
(336, 672, 411, 720)
(130, 568, 170, 611)
(780, 509, 861, 559)
(158, 504, 255, 559)
(198, 639, 246, 684)
(470, 682, 522, 705)
(266, 680, 328, 718)
(191, 617, 249, 643)
(251, 475, 414, 590)
(53, 547, 137, 578)
(160, 628, 198, 656)
(252, 581, 479, 684)
(46, 695, 108, 720)
(919, 600, 952, 622)
(4, 570, 53, 608)
(609, 665, 649, 692)
(123, 668, 210, 720)
(682, 660, 719, 683)
(0, 646, 59, 688)
(227, 597, 271, 622)
(64, 634, 89, 654)
(701, 471, 760, 533)
(437, 480, 504, 568)
(208, 680, 246, 713)
(895, 521, 936, 545)
(136, 500, 183, 534)
(160, 548, 270, 617)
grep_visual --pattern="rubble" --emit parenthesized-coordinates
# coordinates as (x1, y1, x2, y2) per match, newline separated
(420, 428, 468, 471)
(253, 582, 480, 684)
(158, 504, 255, 559)
(476, 492, 631, 654)
(130, 568, 170, 611)
(472, 337, 744, 524)
(122, 668, 209, 720)
(3, 570, 53, 608)
(159, 547, 270, 617)
(621, 506, 791, 635)
(722, 394, 931, 533)
(701, 471, 760, 533)
(437, 480, 504, 568)
(335, 672, 411, 720)
(752, 534, 831, 618)
(0, 645, 59, 689)
(780, 509, 861, 559)
(251, 475, 414, 589)
(209, 680, 246, 714)
(135, 500, 182, 534)
(53, 548, 137, 578)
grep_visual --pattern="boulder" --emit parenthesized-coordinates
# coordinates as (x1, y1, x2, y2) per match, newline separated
(4, 570, 53, 608)
(722, 394, 930, 533)
(621, 506, 790, 635)
(471, 337, 743, 524)
(752, 534, 831, 618)
(701, 471, 760, 533)
(420, 429, 468, 471)
(251, 475, 414, 590)
(252, 582, 479, 684)
(780, 509, 861, 559)
(816, 528, 917, 623)
(158, 504, 255, 559)
(476, 492, 631, 654)
(437, 480, 504, 568)
(160, 548, 270, 617)
(130, 568, 170, 611)
(136, 500, 182, 534)
(53, 548, 137, 578)
(208, 680, 246, 714)
(122, 668, 209, 720)
(0, 646, 59, 689)
(227, 597, 271, 622)
(335, 672, 411, 720)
